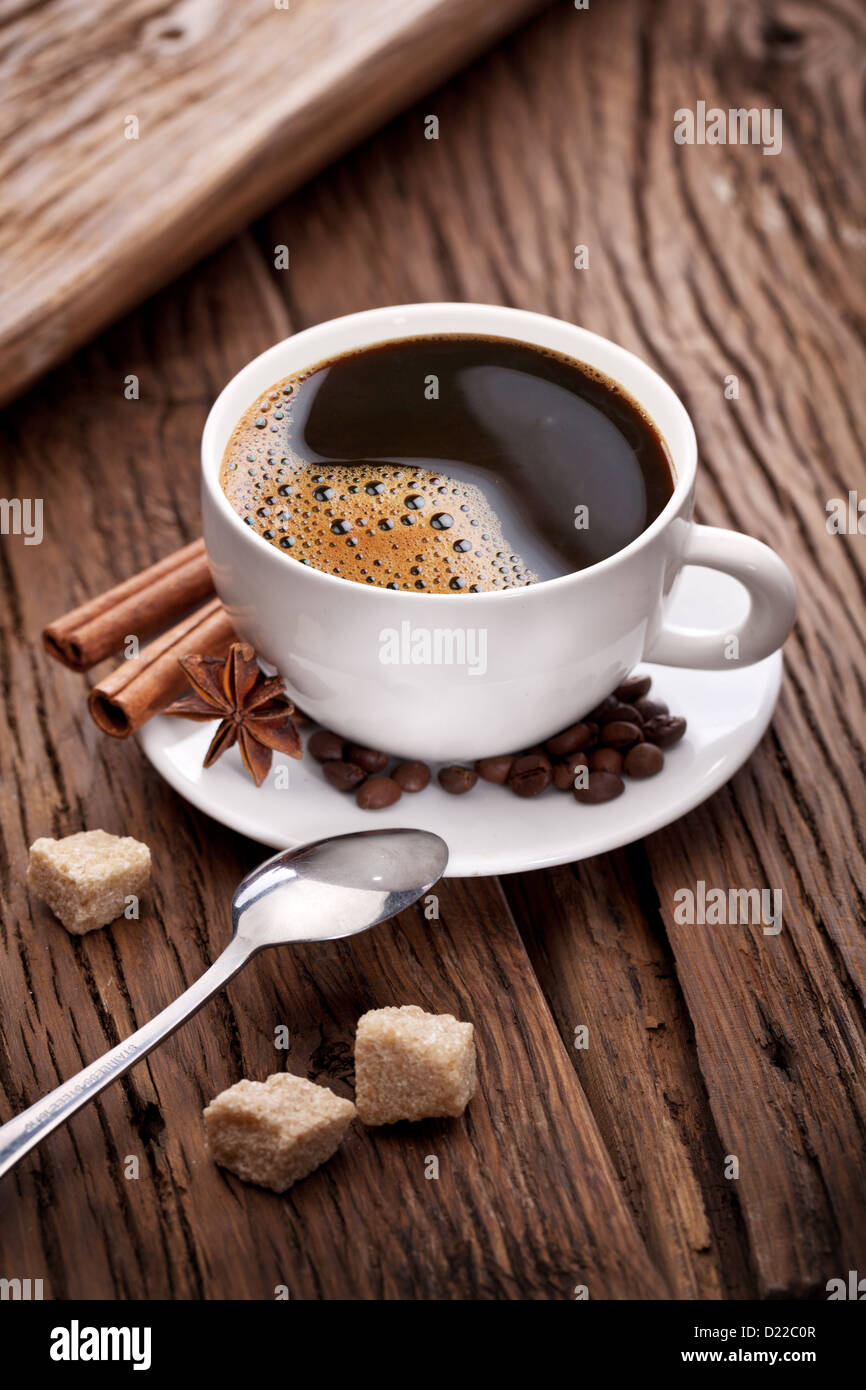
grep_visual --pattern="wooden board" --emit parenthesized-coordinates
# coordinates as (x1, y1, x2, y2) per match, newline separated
(1, 0, 865, 1299)
(0, 0, 548, 408)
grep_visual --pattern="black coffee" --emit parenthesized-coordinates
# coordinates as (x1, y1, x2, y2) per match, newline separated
(220, 335, 674, 593)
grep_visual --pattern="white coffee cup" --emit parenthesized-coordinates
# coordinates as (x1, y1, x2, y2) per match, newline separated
(201, 303, 796, 760)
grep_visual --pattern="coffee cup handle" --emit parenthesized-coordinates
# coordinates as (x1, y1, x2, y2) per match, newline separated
(644, 524, 797, 669)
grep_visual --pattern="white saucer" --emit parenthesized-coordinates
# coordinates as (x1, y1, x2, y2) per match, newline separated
(138, 569, 782, 877)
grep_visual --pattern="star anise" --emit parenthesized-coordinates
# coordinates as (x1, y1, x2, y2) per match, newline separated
(164, 642, 301, 787)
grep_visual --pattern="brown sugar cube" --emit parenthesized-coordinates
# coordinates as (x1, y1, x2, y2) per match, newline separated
(27, 829, 151, 935)
(355, 1004, 476, 1125)
(203, 1073, 355, 1193)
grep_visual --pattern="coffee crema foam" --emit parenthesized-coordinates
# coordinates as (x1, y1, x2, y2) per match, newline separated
(220, 387, 536, 593)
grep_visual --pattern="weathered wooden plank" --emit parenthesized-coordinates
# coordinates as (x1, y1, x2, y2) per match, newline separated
(505, 856, 755, 1300)
(646, 780, 866, 1298)
(0, 0, 550, 405)
(590, 0, 866, 1297)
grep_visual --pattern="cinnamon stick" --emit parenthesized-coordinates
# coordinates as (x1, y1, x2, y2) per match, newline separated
(88, 597, 236, 737)
(43, 538, 215, 671)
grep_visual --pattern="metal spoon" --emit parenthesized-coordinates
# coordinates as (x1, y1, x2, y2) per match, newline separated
(0, 827, 448, 1182)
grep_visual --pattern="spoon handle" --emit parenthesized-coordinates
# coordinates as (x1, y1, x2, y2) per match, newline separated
(0, 934, 251, 1182)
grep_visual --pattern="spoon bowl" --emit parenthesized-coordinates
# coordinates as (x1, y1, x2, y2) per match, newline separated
(232, 828, 449, 947)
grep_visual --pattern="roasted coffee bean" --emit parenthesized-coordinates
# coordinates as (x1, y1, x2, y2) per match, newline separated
(551, 761, 578, 789)
(392, 760, 431, 792)
(624, 743, 664, 778)
(633, 696, 669, 721)
(586, 695, 617, 722)
(614, 673, 652, 702)
(552, 762, 571, 790)
(508, 753, 552, 797)
(552, 751, 589, 789)
(563, 750, 590, 773)
(345, 743, 389, 773)
(546, 721, 595, 756)
(644, 715, 687, 748)
(600, 720, 644, 750)
(590, 748, 623, 775)
(309, 729, 345, 762)
(356, 776, 402, 809)
(439, 765, 478, 795)
(322, 760, 367, 791)
(475, 754, 514, 784)
(604, 701, 644, 726)
(573, 770, 625, 804)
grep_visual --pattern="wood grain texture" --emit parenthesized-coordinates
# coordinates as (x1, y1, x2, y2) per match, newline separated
(2, 0, 866, 1299)
(0, 0, 549, 406)
(505, 854, 756, 1301)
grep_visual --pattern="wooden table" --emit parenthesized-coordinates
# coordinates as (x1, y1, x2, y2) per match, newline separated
(1, 0, 864, 1300)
